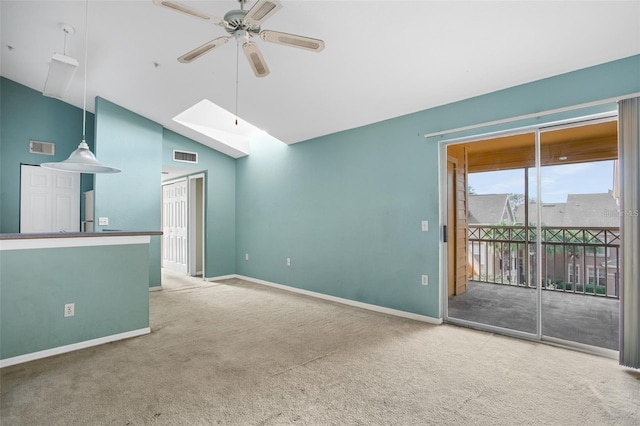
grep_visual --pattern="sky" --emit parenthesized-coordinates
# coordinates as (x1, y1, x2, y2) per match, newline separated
(468, 160, 615, 203)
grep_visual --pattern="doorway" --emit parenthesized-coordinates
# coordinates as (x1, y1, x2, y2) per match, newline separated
(443, 115, 620, 354)
(20, 164, 80, 233)
(188, 174, 205, 277)
(162, 174, 205, 278)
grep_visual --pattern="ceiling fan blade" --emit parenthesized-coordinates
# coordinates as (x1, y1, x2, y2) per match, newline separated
(242, 41, 270, 77)
(153, 0, 226, 26)
(260, 30, 325, 52)
(244, 0, 282, 26)
(178, 37, 229, 63)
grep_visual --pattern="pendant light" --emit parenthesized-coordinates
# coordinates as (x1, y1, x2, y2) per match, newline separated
(41, 0, 120, 174)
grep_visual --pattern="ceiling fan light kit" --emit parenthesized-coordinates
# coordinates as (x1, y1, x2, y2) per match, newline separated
(154, 0, 325, 77)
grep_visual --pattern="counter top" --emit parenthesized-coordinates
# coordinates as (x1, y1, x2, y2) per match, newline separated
(0, 231, 162, 240)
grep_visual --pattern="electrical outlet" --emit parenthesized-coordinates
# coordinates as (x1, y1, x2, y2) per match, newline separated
(64, 303, 75, 317)
(286, 258, 291, 266)
(421, 275, 429, 286)
(98, 217, 109, 226)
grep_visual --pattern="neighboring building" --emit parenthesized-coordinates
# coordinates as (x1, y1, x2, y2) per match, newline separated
(467, 194, 517, 283)
(471, 191, 621, 296)
(514, 191, 619, 227)
(468, 194, 515, 225)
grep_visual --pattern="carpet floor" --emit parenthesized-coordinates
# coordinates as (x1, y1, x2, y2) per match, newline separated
(1, 270, 639, 425)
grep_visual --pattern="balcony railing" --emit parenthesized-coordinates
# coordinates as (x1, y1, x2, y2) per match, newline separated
(468, 225, 620, 299)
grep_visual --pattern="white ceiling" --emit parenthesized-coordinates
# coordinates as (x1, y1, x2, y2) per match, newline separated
(2, 1, 639, 159)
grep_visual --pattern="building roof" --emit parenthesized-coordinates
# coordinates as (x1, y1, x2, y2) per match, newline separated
(514, 192, 619, 227)
(468, 194, 514, 225)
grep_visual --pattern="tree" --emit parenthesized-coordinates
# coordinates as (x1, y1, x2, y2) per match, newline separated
(508, 193, 525, 210)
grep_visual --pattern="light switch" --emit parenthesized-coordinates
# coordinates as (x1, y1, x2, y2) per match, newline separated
(98, 217, 109, 226)
(421, 220, 429, 232)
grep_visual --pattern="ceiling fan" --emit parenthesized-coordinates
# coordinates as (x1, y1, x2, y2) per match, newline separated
(153, 0, 325, 77)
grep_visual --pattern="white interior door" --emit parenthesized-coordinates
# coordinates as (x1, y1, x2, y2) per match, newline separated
(20, 165, 80, 233)
(162, 180, 188, 274)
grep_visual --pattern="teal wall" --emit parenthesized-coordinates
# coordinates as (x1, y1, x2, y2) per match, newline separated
(162, 129, 236, 277)
(94, 97, 163, 287)
(2, 55, 639, 322)
(0, 243, 149, 360)
(236, 54, 640, 319)
(0, 77, 95, 233)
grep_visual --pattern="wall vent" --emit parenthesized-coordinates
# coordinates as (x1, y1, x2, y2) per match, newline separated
(173, 150, 198, 164)
(29, 140, 55, 156)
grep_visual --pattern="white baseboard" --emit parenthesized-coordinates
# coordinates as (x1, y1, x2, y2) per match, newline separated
(0, 327, 151, 368)
(149, 286, 162, 292)
(205, 274, 237, 282)
(235, 275, 443, 325)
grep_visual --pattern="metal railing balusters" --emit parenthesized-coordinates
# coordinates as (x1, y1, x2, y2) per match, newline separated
(467, 225, 620, 299)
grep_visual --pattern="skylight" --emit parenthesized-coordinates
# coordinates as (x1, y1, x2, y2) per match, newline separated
(173, 99, 271, 155)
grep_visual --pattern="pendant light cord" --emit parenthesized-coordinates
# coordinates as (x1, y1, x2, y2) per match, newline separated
(82, 0, 89, 142)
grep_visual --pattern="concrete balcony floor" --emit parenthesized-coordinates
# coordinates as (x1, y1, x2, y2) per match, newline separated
(447, 281, 619, 350)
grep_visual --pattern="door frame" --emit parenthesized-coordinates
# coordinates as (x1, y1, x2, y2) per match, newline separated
(20, 164, 81, 233)
(438, 111, 620, 358)
(188, 173, 205, 278)
(162, 173, 206, 279)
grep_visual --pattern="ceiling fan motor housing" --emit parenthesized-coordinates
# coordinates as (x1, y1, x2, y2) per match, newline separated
(223, 9, 260, 35)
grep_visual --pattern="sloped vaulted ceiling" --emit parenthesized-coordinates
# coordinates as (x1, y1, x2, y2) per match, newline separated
(1, 1, 639, 158)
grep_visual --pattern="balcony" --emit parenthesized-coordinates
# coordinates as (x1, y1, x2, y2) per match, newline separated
(448, 225, 621, 350)
(468, 225, 620, 299)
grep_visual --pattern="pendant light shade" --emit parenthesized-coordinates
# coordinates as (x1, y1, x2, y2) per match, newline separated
(41, 140, 120, 173)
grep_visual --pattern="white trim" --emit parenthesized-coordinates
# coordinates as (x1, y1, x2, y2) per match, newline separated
(205, 274, 237, 281)
(0, 327, 151, 368)
(542, 336, 619, 360)
(149, 286, 162, 292)
(161, 176, 188, 186)
(231, 274, 443, 325)
(188, 174, 205, 278)
(423, 93, 638, 139)
(0, 235, 151, 251)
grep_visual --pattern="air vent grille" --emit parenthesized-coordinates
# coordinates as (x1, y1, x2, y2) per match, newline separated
(29, 140, 55, 156)
(173, 150, 198, 163)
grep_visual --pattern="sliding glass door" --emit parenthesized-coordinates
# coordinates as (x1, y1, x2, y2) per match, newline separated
(445, 116, 620, 353)
(446, 132, 539, 337)
(539, 120, 620, 351)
